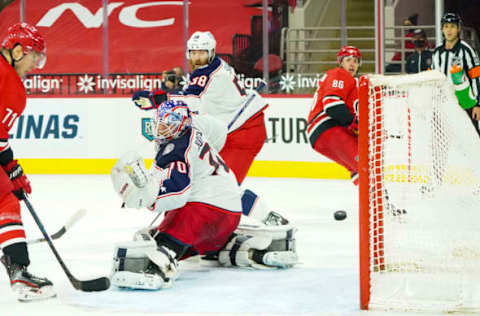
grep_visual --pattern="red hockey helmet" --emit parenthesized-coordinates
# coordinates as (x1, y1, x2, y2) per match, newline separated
(337, 45, 361, 65)
(2, 22, 46, 69)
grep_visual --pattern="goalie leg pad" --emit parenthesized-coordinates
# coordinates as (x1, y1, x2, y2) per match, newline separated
(218, 234, 272, 268)
(219, 222, 298, 269)
(235, 221, 297, 253)
(111, 271, 165, 291)
(111, 239, 179, 290)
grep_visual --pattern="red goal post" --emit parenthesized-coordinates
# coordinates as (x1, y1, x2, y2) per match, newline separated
(358, 71, 480, 313)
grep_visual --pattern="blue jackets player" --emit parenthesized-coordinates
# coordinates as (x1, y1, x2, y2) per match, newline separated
(133, 31, 268, 184)
(110, 101, 297, 290)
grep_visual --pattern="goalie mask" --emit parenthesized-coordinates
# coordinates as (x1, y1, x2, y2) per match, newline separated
(152, 100, 192, 145)
(186, 31, 216, 63)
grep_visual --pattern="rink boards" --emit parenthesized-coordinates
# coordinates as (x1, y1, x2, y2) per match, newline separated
(11, 96, 349, 179)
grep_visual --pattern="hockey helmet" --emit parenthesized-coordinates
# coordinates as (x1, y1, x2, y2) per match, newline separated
(441, 12, 462, 27)
(337, 45, 362, 65)
(153, 100, 192, 144)
(2, 22, 46, 69)
(186, 31, 216, 63)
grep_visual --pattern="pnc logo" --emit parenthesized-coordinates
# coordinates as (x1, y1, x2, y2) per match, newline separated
(36, 1, 185, 29)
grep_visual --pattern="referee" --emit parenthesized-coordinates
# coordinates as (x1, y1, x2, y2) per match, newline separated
(432, 12, 480, 136)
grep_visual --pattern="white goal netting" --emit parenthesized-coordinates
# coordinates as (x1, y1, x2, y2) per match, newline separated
(362, 71, 480, 313)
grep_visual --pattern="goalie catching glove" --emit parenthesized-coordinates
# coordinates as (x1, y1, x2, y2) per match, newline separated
(111, 151, 160, 210)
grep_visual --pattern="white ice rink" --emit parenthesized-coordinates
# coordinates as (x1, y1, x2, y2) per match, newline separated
(0, 175, 466, 316)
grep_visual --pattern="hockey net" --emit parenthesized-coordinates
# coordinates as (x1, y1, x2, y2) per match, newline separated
(358, 71, 480, 313)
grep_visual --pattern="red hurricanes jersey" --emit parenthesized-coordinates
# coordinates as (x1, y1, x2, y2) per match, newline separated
(307, 67, 358, 145)
(0, 57, 26, 153)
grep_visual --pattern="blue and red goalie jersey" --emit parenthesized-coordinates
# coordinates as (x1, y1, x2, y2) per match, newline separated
(307, 67, 358, 145)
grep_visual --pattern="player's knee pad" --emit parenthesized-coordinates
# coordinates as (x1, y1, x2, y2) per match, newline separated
(111, 232, 179, 290)
(218, 221, 298, 269)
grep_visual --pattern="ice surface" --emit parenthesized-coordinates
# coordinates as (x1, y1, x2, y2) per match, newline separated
(0, 175, 465, 316)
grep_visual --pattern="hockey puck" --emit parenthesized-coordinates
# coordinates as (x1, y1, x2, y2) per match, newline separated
(334, 210, 347, 221)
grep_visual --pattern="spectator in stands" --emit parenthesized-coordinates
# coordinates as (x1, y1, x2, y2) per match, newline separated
(161, 66, 184, 93)
(406, 29, 432, 74)
(386, 13, 418, 73)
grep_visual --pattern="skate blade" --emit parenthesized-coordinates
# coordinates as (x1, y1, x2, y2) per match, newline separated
(15, 285, 56, 302)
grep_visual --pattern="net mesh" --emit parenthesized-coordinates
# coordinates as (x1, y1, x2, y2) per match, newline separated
(366, 71, 480, 312)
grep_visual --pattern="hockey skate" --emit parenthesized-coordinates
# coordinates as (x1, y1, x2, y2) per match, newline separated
(1, 256, 56, 302)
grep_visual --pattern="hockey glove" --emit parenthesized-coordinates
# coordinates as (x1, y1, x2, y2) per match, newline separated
(132, 90, 167, 110)
(3, 160, 31, 200)
(347, 116, 358, 135)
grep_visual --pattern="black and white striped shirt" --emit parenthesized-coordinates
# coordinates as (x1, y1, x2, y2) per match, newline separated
(432, 39, 480, 103)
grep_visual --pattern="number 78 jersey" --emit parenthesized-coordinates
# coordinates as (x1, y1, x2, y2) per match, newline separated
(169, 56, 268, 132)
(149, 127, 242, 214)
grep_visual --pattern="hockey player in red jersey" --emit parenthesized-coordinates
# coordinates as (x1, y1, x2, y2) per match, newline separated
(307, 46, 361, 185)
(0, 23, 55, 301)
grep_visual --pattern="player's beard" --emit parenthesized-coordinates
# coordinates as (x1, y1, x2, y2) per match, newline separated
(189, 59, 197, 71)
(189, 59, 208, 71)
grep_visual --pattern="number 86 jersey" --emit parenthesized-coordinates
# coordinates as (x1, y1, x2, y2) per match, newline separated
(149, 127, 242, 214)
(307, 67, 358, 145)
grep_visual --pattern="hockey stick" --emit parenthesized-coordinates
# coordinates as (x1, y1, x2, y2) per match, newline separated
(22, 195, 110, 292)
(227, 81, 266, 130)
(146, 209, 166, 241)
(28, 208, 86, 244)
